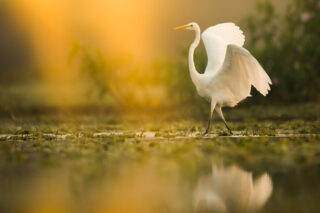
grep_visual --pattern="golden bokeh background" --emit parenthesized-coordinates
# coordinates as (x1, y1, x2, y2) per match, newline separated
(3, 0, 289, 108)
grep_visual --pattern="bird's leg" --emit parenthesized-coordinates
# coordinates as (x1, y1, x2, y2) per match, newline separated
(223, 120, 233, 135)
(215, 106, 233, 135)
(203, 102, 216, 135)
(204, 118, 211, 135)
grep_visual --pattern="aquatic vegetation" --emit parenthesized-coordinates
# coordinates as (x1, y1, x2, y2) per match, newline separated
(0, 104, 319, 212)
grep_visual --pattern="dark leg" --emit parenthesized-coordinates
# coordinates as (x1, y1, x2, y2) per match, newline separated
(204, 118, 211, 135)
(215, 106, 233, 135)
(203, 102, 216, 135)
(222, 120, 233, 135)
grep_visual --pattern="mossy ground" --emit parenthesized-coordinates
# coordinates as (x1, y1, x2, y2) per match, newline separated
(0, 103, 319, 213)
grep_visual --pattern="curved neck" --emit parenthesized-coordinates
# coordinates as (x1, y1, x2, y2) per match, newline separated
(189, 27, 202, 85)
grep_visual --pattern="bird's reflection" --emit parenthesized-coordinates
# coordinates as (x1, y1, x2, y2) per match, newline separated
(194, 164, 273, 213)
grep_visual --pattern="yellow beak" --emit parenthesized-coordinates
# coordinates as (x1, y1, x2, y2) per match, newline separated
(173, 24, 189, 30)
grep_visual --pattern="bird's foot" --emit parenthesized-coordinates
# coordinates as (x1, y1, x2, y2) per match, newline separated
(203, 129, 209, 135)
(226, 128, 233, 135)
(223, 122, 233, 135)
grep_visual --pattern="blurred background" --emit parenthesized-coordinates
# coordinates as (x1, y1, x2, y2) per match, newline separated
(1, 1, 320, 213)
(0, 0, 319, 115)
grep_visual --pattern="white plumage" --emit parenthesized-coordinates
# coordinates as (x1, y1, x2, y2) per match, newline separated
(174, 22, 272, 134)
(194, 164, 273, 212)
(202, 23, 245, 75)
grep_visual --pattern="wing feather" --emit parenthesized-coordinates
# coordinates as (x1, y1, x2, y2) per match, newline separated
(211, 45, 272, 107)
(249, 173, 273, 211)
(202, 23, 245, 75)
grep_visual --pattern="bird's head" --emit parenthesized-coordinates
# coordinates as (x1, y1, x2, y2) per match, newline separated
(174, 22, 199, 31)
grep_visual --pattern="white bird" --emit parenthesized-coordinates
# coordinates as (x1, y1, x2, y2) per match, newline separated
(174, 22, 272, 134)
(194, 164, 273, 213)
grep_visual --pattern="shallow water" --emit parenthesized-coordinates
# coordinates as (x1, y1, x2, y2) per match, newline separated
(0, 110, 319, 212)
(1, 134, 320, 213)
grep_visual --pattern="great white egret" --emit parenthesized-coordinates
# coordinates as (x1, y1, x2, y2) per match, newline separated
(174, 22, 272, 134)
(194, 164, 273, 212)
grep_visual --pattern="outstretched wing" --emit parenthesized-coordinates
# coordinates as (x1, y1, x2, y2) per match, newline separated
(248, 173, 273, 211)
(202, 23, 245, 75)
(211, 45, 272, 106)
